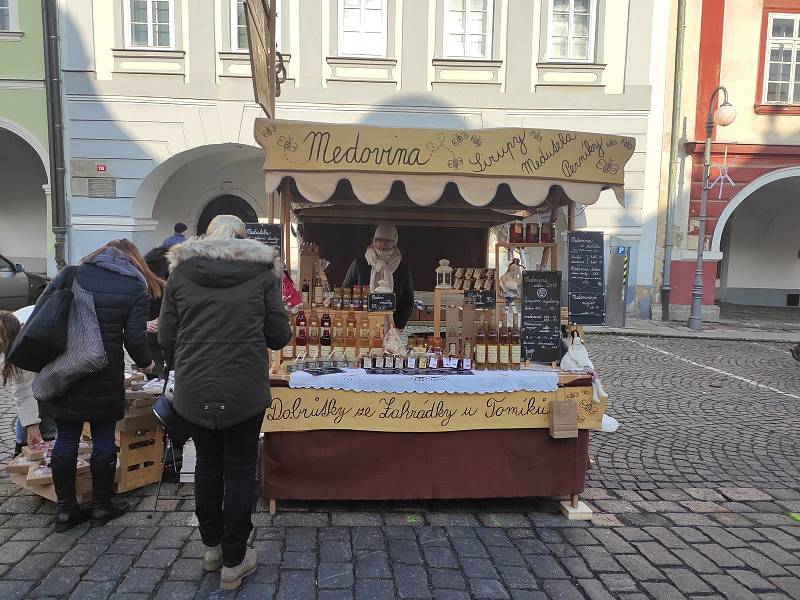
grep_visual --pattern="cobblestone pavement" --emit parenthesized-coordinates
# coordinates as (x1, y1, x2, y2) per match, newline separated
(0, 336, 798, 599)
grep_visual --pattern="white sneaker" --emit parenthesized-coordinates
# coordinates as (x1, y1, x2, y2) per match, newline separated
(203, 544, 222, 571)
(220, 548, 258, 590)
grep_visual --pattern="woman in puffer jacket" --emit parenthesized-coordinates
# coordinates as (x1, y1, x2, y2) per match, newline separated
(44, 239, 162, 531)
(159, 214, 291, 591)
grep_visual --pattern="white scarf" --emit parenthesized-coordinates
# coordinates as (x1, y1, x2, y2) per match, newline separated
(365, 246, 402, 292)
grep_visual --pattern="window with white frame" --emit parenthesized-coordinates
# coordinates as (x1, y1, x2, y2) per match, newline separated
(338, 0, 387, 57)
(547, 0, 596, 62)
(444, 0, 493, 59)
(232, 0, 281, 53)
(124, 0, 174, 49)
(763, 13, 800, 104)
(0, 0, 16, 32)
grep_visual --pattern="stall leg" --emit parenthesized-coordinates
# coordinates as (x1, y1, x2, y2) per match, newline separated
(560, 494, 593, 520)
(269, 499, 277, 515)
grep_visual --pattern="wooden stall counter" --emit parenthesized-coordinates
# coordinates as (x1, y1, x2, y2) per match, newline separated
(261, 372, 600, 518)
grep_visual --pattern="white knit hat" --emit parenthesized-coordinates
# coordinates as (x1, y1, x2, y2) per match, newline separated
(373, 224, 398, 243)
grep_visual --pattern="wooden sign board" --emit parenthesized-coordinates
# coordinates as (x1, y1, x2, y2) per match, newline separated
(521, 270, 562, 363)
(244, 0, 275, 117)
(568, 231, 605, 325)
(254, 119, 636, 186)
(367, 293, 395, 312)
(464, 289, 496, 309)
(245, 222, 282, 253)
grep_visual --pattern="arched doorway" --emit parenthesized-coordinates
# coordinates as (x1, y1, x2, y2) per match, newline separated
(196, 194, 259, 235)
(712, 168, 800, 308)
(0, 127, 48, 273)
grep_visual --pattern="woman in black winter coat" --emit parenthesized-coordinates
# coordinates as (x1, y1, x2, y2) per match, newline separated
(48, 239, 162, 532)
(144, 245, 170, 378)
(159, 214, 291, 591)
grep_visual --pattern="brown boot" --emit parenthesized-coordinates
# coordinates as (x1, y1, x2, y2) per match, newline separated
(220, 548, 258, 590)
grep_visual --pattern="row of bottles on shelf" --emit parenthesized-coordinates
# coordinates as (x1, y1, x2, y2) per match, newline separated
(472, 309, 522, 371)
(283, 308, 382, 363)
(300, 280, 372, 310)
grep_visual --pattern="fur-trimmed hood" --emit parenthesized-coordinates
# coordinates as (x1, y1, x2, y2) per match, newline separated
(168, 238, 282, 288)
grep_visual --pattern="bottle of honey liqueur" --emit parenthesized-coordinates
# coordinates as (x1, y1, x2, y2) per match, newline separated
(474, 316, 487, 371)
(498, 313, 510, 370)
(486, 314, 499, 371)
(301, 280, 310, 306)
(332, 317, 345, 362)
(358, 313, 371, 352)
(307, 310, 320, 360)
(320, 325, 332, 358)
(295, 323, 307, 359)
(321, 311, 332, 330)
(282, 320, 295, 362)
(353, 284, 362, 311)
(345, 312, 357, 364)
(510, 311, 521, 370)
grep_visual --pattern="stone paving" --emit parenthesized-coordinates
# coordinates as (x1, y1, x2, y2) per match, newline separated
(0, 336, 798, 599)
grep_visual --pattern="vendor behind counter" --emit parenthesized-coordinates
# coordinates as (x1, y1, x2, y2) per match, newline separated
(343, 224, 414, 329)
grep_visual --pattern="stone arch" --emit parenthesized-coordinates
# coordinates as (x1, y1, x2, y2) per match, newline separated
(131, 143, 263, 219)
(711, 165, 800, 253)
(0, 117, 49, 183)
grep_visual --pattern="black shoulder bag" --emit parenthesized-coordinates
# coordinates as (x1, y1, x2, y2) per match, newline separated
(152, 358, 190, 446)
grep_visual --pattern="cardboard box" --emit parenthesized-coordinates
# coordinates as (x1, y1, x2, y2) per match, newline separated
(21, 442, 50, 462)
(5, 454, 41, 475)
(549, 401, 578, 439)
(27, 464, 54, 485)
(11, 472, 93, 504)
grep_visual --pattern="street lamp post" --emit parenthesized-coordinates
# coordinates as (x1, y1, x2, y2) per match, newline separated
(688, 86, 736, 331)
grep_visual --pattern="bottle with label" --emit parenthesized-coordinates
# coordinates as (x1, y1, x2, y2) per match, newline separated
(371, 325, 383, 351)
(343, 287, 352, 310)
(362, 285, 370, 308)
(313, 278, 324, 306)
(332, 317, 345, 362)
(295, 309, 306, 338)
(510, 310, 521, 370)
(295, 324, 307, 359)
(406, 349, 417, 373)
(353, 284, 362, 311)
(320, 325, 332, 358)
(321, 311, 332, 330)
(358, 313, 371, 352)
(498, 314, 510, 370)
(307, 310, 320, 360)
(475, 315, 487, 371)
(301, 280, 310, 306)
(486, 313, 499, 371)
(344, 318, 357, 364)
(332, 287, 342, 311)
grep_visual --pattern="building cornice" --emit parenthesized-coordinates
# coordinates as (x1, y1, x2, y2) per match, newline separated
(0, 80, 45, 90)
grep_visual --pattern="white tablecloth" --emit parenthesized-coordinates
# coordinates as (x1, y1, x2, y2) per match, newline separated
(289, 368, 559, 394)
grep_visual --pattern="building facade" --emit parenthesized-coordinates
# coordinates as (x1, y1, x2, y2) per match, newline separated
(60, 0, 669, 309)
(0, 0, 50, 274)
(658, 0, 800, 318)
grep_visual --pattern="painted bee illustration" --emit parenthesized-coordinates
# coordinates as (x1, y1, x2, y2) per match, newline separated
(596, 159, 618, 175)
(278, 135, 298, 152)
(448, 157, 464, 170)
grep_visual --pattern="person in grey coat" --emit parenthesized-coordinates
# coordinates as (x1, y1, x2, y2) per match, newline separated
(159, 214, 291, 591)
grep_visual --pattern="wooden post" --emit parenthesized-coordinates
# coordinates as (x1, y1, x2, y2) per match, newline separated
(269, 499, 277, 515)
(571, 494, 579, 509)
(567, 201, 575, 232)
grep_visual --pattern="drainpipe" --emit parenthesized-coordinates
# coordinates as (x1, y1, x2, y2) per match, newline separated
(41, 0, 67, 269)
(660, 0, 686, 321)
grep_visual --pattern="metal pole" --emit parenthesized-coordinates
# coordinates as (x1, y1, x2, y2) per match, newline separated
(41, 0, 67, 269)
(661, 0, 686, 321)
(688, 86, 727, 331)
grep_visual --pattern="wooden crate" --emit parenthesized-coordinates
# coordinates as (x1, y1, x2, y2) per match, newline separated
(114, 426, 164, 493)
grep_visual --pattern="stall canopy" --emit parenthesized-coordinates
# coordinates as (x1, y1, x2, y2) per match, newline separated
(255, 119, 636, 209)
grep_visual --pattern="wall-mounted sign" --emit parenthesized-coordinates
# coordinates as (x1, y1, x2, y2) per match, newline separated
(245, 222, 282, 254)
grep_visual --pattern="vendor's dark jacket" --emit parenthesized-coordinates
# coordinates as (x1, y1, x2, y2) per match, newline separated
(158, 238, 291, 429)
(343, 255, 414, 328)
(48, 259, 152, 423)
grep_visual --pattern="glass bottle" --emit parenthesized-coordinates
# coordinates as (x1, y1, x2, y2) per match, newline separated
(320, 326, 332, 358)
(362, 285, 370, 307)
(343, 287, 352, 310)
(301, 280, 310, 306)
(295, 325, 307, 359)
(332, 317, 345, 362)
(510, 311, 521, 370)
(282, 318, 295, 361)
(475, 315, 487, 371)
(371, 325, 383, 350)
(321, 311, 332, 330)
(358, 313, 371, 352)
(462, 342, 473, 371)
(307, 311, 320, 360)
(498, 314, 510, 370)
(353, 284, 362, 311)
(332, 287, 342, 311)
(313, 277, 324, 306)
(486, 314, 499, 371)
(344, 319, 357, 365)
(295, 309, 306, 338)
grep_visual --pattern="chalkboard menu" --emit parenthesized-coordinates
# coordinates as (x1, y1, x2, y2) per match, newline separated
(245, 223, 282, 254)
(464, 289, 496, 309)
(568, 231, 605, 325)
(367, 293, 395, 312)
(521, 270, 562, 363)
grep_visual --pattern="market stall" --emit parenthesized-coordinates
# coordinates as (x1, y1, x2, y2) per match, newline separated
(253, 118, 635, 518)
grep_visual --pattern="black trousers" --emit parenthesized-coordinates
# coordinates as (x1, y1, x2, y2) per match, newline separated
(185, 411, 264, 567)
